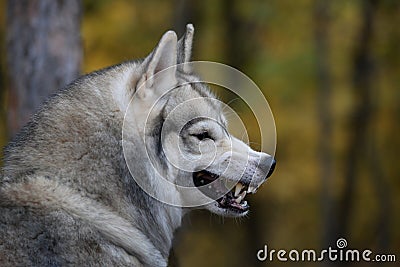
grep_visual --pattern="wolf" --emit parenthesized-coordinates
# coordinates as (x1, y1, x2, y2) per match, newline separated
(0, 24, 276, 267)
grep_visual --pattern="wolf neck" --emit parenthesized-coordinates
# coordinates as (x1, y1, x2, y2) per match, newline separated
(119, 130, 183, 260)
(122, 165, 183, 259)
(133, 189, 183, 258)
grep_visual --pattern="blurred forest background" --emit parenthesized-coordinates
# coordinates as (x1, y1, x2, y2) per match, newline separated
(0, 0, 399, 266)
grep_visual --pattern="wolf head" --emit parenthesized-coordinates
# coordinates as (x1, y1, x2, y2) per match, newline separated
(119, 25, 276, 218)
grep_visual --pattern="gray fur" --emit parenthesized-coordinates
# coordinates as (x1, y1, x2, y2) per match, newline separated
(0, 25, 274, 266)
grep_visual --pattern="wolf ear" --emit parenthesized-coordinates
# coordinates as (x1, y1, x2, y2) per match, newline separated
(138, 30, 178, 98)
(177, 24, 194, 72)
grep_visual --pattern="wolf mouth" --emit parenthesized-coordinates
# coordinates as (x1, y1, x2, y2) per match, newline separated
(193, 170, 256, 213)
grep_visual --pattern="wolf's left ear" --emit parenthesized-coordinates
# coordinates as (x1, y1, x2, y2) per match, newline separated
(177, 24, 194, 72)
(138, 30, 178, 98)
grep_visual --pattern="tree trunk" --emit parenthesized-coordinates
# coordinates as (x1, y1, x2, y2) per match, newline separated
(6, 0, 82, 136)
(223, 0, 258, 70)
(314, 0, 335, 251)
(338, 0, 377, 238)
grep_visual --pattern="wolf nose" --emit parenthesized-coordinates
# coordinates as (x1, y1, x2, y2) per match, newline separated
(266, 159, 276, 178)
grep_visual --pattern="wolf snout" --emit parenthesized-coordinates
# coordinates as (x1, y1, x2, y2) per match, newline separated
(258, 155, 276, 179)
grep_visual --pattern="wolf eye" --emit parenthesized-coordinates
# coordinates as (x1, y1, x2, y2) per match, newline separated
(192, 132, 212, 141)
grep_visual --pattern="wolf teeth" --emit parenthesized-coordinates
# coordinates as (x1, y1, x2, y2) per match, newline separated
(234, 183, 244, 197)
(235, 195, 243, 204)
(247, 185, 257, 194)
(235, 191, 247, 203)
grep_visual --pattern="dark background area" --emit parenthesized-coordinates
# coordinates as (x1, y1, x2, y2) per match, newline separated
(0, 0, 399, 266)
